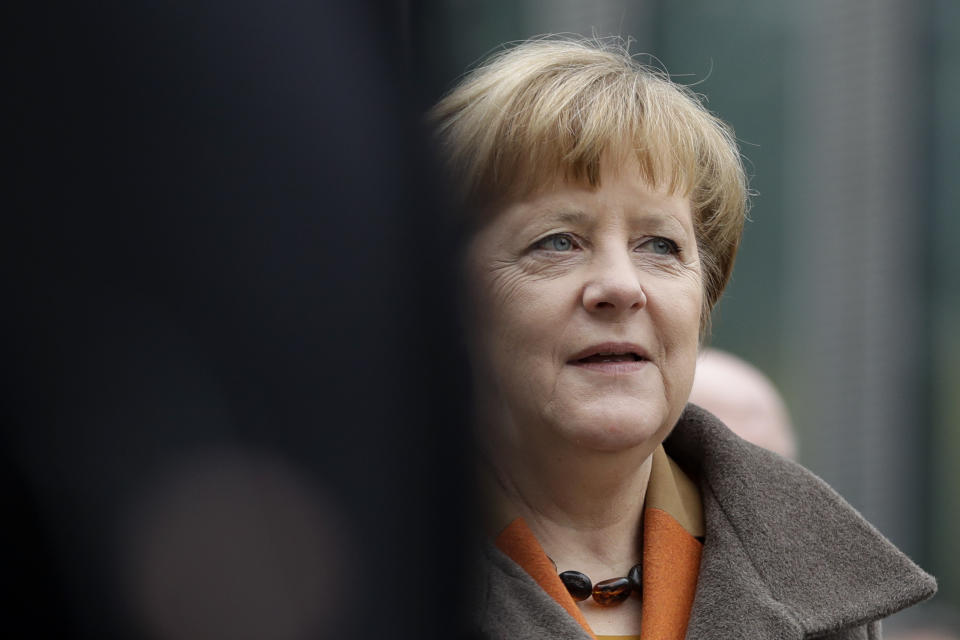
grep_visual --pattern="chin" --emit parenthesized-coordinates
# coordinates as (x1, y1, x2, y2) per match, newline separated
(553, 403, 673, 454)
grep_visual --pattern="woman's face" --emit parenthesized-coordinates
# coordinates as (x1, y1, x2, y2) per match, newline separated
(468, 160, 703, 457)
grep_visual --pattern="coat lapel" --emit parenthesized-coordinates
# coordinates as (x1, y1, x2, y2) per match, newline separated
(475, 540, 594, 640)
(667, 404, 937, 639)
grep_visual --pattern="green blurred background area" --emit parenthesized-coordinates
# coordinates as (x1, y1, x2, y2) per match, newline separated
(409, 0, 960, 634)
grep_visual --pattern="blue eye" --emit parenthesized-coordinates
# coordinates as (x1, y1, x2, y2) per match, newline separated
(639, 237, 678, 255)
(537, 234, 576, 252)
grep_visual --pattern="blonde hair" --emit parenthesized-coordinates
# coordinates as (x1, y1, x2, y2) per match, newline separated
(429, 37, 749, 335)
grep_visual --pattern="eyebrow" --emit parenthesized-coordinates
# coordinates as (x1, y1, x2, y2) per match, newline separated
(541, 209, 591, 225)
(537, 207, 689, 234)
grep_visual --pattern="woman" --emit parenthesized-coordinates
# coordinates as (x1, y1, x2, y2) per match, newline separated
(431, 38, 935, 639)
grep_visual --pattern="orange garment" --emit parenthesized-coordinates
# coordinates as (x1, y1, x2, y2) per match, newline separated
(494, 446, 703, 640)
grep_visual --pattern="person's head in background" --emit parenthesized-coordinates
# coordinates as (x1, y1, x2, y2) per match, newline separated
(688, 348, 797, 459)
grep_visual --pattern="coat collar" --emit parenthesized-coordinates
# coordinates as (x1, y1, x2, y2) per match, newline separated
(666, 404, 937, 639)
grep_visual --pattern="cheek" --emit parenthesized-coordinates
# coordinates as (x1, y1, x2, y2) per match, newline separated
(472, 261, 557, 345)
(468, 271, 536, 383)
(474, 275, 574, 395)
(661, 268, 704, 330)
(466, 233, 526, 330)
(483, 284, 555, 369)
(658, 277, 703, 387)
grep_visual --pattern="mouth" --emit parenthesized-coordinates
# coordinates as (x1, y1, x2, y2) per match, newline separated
(568, 343, 650, 367)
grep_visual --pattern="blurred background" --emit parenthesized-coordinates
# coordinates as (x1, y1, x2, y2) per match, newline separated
(408, 0, 960, 635)
(7, 2, 470, 638)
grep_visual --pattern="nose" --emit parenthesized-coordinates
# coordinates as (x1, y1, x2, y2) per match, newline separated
(581, 250, 647, 315)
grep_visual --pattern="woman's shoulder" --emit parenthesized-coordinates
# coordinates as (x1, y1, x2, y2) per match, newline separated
(667, 402, 819, 493)
(668, 404, 936, 638)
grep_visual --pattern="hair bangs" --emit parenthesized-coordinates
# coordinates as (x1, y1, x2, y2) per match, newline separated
(483, 62, 697, 202)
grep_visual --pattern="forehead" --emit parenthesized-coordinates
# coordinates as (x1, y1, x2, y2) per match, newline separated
(492, 161, 695, 234)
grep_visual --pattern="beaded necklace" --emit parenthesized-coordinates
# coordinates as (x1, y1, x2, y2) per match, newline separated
(548, 557, 643, 606)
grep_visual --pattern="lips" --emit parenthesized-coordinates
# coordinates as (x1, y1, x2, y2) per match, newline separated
(577, 353, 643, 363)
(568, 342, 650, 365)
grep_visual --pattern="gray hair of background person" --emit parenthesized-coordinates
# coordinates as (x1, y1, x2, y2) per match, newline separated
(689, 348, 797, 459)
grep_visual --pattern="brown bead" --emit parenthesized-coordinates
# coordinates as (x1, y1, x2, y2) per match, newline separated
(592, 576, 631, 606)
(627, 563, 642, 596)
(559, 570, 592, 601)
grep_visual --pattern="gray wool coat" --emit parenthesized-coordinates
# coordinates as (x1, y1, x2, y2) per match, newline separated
(473, 404, 937, 639)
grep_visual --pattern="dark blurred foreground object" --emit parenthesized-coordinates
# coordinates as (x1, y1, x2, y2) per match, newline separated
(5, 2, 469, 638)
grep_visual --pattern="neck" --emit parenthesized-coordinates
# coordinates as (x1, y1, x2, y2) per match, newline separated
(482, 434, 655, 577)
